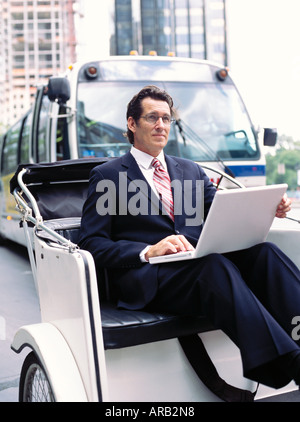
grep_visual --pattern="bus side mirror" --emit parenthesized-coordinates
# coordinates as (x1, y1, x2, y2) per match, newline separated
(263, 128, 277, 146)
(47, 77, 70, 104)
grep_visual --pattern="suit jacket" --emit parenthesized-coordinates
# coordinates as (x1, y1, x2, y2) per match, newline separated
(79, 151, 216, 309)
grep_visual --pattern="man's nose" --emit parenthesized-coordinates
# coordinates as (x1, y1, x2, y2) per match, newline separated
(155, 117, 165, 127)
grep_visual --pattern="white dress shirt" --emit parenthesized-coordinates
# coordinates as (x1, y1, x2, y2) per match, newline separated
(130, 146, 170, 261)
(130, 146, 168, 199)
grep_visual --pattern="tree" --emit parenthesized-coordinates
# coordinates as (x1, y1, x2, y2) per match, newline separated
(266, 148, 300, 189)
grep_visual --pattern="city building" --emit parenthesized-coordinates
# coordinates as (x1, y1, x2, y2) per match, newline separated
(0, 0, 228, 131)
(0, 0, 76, 129)
(111, 0, 227, 65)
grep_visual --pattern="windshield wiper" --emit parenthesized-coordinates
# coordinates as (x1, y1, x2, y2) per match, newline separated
(174, 118, 236, 178)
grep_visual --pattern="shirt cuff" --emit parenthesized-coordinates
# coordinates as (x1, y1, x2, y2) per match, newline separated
(140, 245, 151, 262)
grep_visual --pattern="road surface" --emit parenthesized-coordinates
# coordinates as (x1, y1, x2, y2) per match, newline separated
(0, 241, 40, 402)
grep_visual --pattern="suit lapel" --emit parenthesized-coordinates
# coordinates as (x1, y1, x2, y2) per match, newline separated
(121, 151, 145, 181)
(165, 156, 186, 225)
(121, 152, 161, 217)
(165, 155, 183, 183)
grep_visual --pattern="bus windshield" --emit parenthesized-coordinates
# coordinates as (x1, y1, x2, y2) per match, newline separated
(77, 80, 259, 162)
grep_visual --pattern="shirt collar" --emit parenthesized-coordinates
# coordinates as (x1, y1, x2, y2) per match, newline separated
(130, 146, 167, 170)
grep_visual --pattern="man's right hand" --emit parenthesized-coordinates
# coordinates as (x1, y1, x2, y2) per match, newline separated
(145, 234, 194, 261)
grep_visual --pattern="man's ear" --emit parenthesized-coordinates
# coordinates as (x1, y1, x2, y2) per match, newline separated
(127, 116, 136, 133)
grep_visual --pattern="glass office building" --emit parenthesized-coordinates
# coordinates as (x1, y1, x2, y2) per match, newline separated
(0, 0, 76, 127)
(112, 0, 227, 65)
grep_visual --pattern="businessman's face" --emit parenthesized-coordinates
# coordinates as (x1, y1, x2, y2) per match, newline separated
(127, 97, 171, 157)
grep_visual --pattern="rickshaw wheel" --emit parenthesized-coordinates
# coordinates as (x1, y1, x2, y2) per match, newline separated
(19, 351, 55, 402)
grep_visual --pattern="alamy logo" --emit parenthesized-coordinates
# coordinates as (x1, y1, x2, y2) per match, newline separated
(291, 316, 300, 341)
(95, 173, 204, 226)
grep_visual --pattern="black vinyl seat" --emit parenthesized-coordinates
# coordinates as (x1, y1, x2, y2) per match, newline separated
(100, 303, 214, 349)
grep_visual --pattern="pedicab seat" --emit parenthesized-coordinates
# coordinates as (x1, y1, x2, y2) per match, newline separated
(38, 217, 214, 350)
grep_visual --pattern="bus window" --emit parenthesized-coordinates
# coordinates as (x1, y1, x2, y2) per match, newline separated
(56, 105, 70, 160)
(2, 120, 22, 176)
(163, 82, 259, 162)
(36, 94, 51, 162)
(77, 86, 132, 158)
(20, 111, 32, 164)
(76, 80, 259, 162)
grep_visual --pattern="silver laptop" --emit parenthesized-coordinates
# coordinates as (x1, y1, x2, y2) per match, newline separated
(149, 184, 288, 264)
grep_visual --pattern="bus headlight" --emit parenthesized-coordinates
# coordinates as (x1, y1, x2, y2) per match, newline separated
(216, 68, 228, 81)
(85, 66, 98, 79)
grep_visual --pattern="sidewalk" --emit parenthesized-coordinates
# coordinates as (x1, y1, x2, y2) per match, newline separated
(0, 241, 40, 403)
(0, 376, 18, 402)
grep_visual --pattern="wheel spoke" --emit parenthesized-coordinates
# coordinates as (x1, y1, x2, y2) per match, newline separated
(22, 359, 54, 402)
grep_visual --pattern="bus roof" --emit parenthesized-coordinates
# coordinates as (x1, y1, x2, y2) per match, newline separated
(66, 55, 232, 84)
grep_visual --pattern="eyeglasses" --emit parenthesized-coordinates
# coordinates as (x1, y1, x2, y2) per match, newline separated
(140, 113, 175, 126)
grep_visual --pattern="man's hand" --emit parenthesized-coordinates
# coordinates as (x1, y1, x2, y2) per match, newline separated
(276, 193, 291, 218)
(145, 235, 194, 261)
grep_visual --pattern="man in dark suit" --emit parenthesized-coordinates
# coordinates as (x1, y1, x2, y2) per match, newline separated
(79, 85, 300, 390)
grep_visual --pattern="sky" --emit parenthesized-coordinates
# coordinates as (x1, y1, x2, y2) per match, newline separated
(226, 0, 300, 141)
(75, 0, 110, 60)
(77, 0, 300, 142)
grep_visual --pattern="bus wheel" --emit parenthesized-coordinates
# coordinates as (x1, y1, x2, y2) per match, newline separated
(19, 352, 55, 402)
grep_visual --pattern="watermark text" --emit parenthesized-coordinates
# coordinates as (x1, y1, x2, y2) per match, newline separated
(95, 173, 204, 226)
(291, 316, 300, 341)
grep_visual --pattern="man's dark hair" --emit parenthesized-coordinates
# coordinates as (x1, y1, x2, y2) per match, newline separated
(125, 85, 174, 145)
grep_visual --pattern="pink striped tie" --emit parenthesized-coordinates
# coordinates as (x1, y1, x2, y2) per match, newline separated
(152, 158, 174, 221)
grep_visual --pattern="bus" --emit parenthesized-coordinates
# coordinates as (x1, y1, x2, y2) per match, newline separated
(0, 55, 277, 245)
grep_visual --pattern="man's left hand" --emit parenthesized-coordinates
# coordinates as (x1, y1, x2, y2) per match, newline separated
(276, 193, 291, 218)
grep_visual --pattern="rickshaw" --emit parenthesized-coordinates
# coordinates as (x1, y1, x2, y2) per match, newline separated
(9, 158, 300, 402)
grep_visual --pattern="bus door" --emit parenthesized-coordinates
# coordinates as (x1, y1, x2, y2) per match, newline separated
(48, 101, 71, 162)
(0, 115, 29, 239)
(31, 86, 51, 163)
